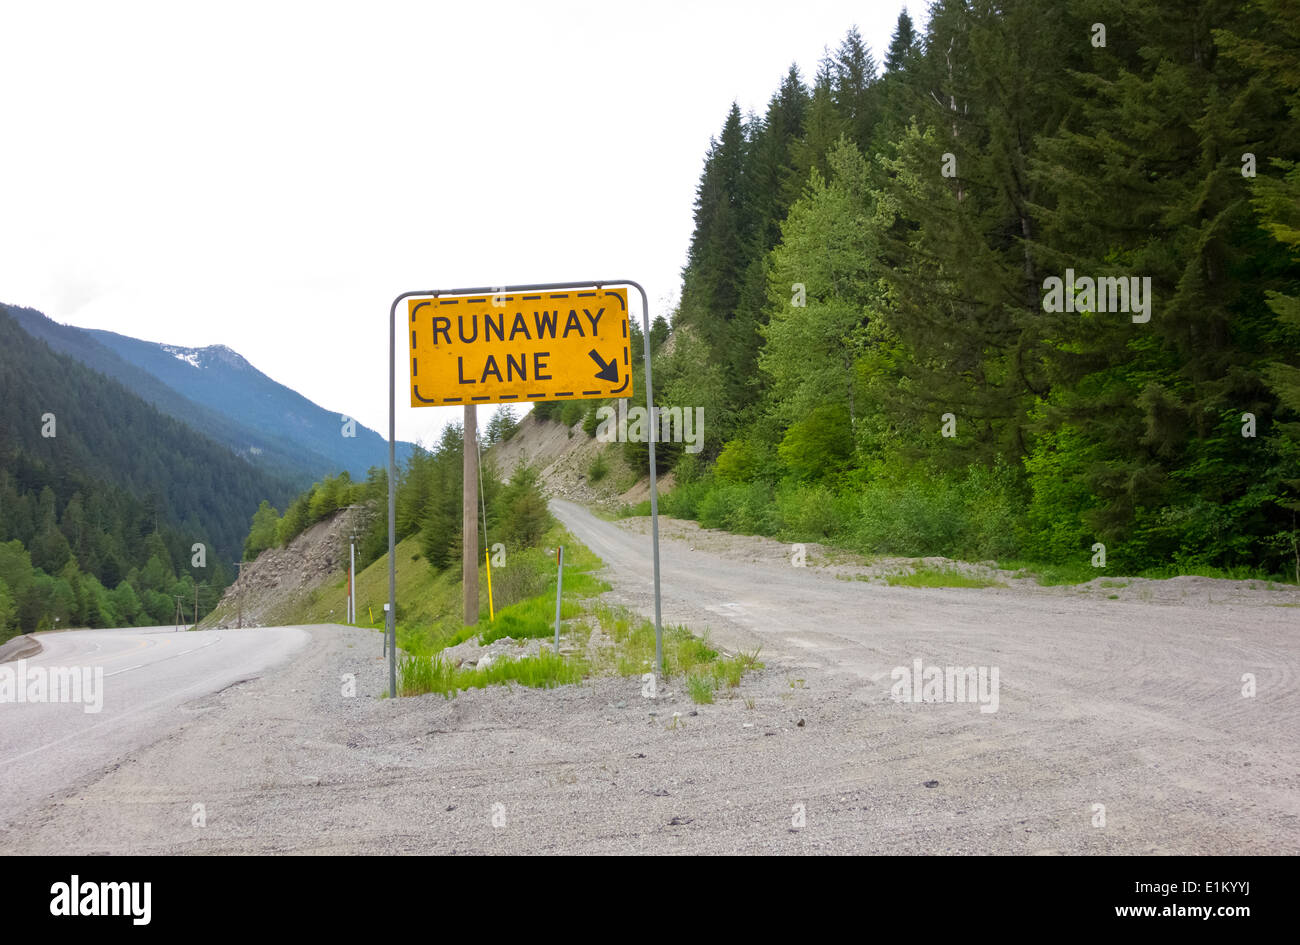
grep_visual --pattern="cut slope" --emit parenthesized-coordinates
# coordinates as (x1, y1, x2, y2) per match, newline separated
(203, 505, 372, 628)
(488, 411, 661, 509)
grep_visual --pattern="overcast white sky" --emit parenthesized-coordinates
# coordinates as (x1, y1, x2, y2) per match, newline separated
(1, 0, 914, 446)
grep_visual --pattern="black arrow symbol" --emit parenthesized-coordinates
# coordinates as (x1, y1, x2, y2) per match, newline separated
(588, 349, 619, 383)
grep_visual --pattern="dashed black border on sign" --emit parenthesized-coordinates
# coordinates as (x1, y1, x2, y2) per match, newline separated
(409, 289, 632, 404)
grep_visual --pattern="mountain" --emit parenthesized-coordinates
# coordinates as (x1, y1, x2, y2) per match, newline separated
(1, 304, 319, 637)
(5, 305, 413, 482)
(6, 305, 329, 484)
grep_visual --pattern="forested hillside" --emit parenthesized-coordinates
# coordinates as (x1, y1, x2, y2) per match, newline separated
(0, 306, 298, 638)
(610, 0, 1300, 578)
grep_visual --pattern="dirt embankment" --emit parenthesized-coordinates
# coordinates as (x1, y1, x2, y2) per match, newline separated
(205, 506, 373, 629)
(488, 411, 665, 510)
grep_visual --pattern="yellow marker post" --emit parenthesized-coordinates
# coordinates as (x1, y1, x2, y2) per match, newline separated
(485, 550, 495, 621)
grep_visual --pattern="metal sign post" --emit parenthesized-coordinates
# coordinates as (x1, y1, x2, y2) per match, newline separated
(387, 280, 663, 698)
(553, 545, 564, 653)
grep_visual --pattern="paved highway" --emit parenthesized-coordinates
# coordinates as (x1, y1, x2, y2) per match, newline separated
(0, 625, 307, 827)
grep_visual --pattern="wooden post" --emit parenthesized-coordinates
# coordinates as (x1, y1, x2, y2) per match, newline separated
(463, 404, 479, 628)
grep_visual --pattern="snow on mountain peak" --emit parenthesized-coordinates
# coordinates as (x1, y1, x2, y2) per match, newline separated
(162, 345, 202, 368)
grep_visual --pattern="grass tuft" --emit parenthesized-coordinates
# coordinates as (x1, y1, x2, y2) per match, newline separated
(687, 674, 715, 704)
(884, 565, 1004, 588)
(399, 649, 585, 698)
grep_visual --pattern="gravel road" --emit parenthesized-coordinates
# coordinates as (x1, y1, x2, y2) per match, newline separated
(2, 503, 1296, 854)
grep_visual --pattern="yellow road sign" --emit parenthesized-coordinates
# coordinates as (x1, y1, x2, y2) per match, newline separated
(408, 287, 632, 406)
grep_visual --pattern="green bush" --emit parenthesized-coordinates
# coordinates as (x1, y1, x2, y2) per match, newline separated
(852, 464, 1023, 560)
(697, 481, 778, 534)
(486, 554, 551, 610)
(478, 593, 582, 644)
(687, 674, 715, 704)
(531, 402, 561, 422)
(658, 478, 714, 519)
(774, 483, 854, 541)
(588, 450, 609, 482)
(651, 460, 1023, 563)
(582, 402, 604, 437)
(673, 450, 704, 483)
(484, 405, 520, 444)
(854, 475, 961, 556)
(1022, 424, 1098, 563)
(714, 437, 769, 482)
(618, 500, 651, 517)
(777, 404, 852, 481)
(400, 650, 583, 698)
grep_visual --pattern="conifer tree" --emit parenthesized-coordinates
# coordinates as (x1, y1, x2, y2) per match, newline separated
(831, 26, 880, 151)
(1027, 0, 1296, 565)
(884, 9, 919, 74)
(679, 103, 751, 353)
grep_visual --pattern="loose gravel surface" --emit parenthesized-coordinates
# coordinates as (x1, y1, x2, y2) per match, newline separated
(3, 501, 1297, 854)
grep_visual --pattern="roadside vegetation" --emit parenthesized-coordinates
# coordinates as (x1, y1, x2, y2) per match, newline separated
(394, 546, 763, 702)
(620, 470, 1298, 587)
(398, 649, 583, 698)
(238, 458, 763, 702)
(883, 566, 1005, 589)
(598, 6, 1300, 588)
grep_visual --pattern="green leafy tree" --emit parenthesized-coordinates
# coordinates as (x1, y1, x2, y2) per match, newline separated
(418, 425, 465, 570)
(0, 577, 16, 640)
(778, 404, 854, 481)
(243, 500, 281, 560)
(762, 138, 878, 445)
(795, 59, 845, 184)
(884, 9, 920, 74)
(110, 580, 142, 625)
(679, 102, 754, 356)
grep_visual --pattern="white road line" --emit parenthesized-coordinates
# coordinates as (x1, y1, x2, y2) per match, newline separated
(102, 637, 223, 678)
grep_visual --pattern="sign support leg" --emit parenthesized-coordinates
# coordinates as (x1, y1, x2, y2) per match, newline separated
(630, 284, 663, 677)
(463, 404, 480, 628)
(387, 296, 398, 698)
